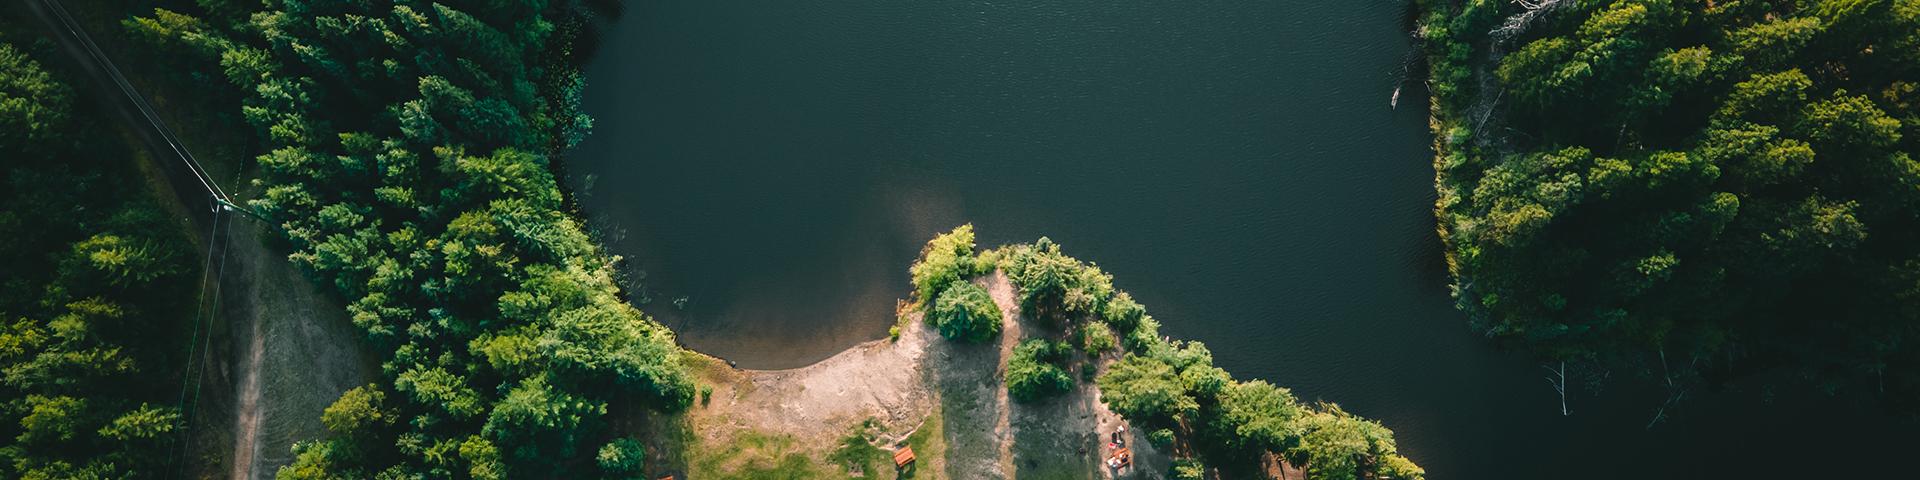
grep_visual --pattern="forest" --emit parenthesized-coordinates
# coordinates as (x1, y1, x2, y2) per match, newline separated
(912, 226, 1425, 480)
(112, 0, 697, 477)
(0, 30, 198, 478)
(1421, 0, 1920, 415)
(13, 0, 1915, 475)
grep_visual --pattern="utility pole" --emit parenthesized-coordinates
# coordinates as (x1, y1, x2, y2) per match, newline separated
(214, 197, 272, 224)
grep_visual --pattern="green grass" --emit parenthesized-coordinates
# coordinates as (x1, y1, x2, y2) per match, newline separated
(826, 420, 888, 478)
(689, 430, 828, 480)
(901, 408, 945, 479)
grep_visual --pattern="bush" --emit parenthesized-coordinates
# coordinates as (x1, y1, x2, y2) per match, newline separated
(1171, 458, 1206, 480)
(699, 385, 714, 406)
(1080, 322, 1117, 355)
(827, 424, 883, 468)
(910, 224, 979, 304)
(1101, 292, 1146, 333)
(1003, 238, 1115, 325)
(932, 282, 1002, 343)
(596, 438, 646, 478)
(1147, 428, 1175, 449)
(1123, 315, 1164, 352)
(1007, 339, 1074, 402)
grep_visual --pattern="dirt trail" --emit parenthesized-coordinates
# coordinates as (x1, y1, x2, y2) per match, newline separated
(985, 273, 1023, 475)
(229, 280, 265, 480)
(215, 223, 375, 479)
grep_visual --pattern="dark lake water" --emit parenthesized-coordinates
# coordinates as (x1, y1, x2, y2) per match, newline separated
(566, 1, 1907, 477)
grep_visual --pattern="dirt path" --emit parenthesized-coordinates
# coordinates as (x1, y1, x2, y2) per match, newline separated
(229, 275, 266, 480)
(986, 274, 1022, 474)
(214, 223, 376, 479)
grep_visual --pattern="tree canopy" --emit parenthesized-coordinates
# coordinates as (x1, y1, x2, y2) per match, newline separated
(0, 36, 196, 479)
(986, 234, 1422, 479)
(1424, 0, 1920, 413)
(1007, 338, 1075, 402)
(933, 281, 1003, 343)
(119, 0, 692, 476)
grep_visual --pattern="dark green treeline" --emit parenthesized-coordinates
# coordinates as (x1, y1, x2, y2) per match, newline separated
(1422, 0, 1920, 414)
(0, 32, 198, 478)
(123, 0, 695, 477)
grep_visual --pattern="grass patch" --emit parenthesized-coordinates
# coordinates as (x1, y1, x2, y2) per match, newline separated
(902, 407, 946, 479)
(826, 420, 888, 477)
(689, 430, 827, 479)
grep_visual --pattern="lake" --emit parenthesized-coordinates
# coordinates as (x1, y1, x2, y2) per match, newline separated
(565, 1, 1906, 477)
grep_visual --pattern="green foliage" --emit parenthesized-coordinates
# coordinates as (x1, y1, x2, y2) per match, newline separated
(1426, 0, 1920, 413)
(596, 437, 646, 478)
(1097, 354, 1198, 424)
(1079, 322, 1117, 355)
(0, 39, 196, 479)
(1007, 339, 1074, 402)
(932, 282, 1002, 343)
(911, 224, 982, 305)
(0, 44, 71, 154)
(984, 233, 1421, 477)
(1146, 428, 1175, 449)
(826, 423, 883, 471)
(1101, 292, 1146, 334)
(1171, 457, 1207, 480)
(1002, 237, 1114, 325)
(321, 385, 396, 436)
(1288, 405, 1421, 480)
(116, 0, 698, 475)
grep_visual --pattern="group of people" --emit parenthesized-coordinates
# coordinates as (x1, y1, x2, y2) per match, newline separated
(1105, 425, 1133, 470)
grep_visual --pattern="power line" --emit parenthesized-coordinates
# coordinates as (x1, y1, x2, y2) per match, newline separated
(171, 206, 228, 478)
(37, 0, 230, 203)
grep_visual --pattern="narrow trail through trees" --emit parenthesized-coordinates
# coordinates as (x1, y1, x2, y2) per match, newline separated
(21, 2, 374, 477)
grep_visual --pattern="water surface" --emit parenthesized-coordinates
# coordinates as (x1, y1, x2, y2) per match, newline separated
(567, 1, 1904, 477)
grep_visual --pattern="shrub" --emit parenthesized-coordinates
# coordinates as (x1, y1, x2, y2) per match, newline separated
(1123, 315, 1164, 352)
(1147, 428, 1175, 449)
(596, 438, 645, 478)
(932, 282, 1002, 343)
(1080, 322, 1117, 355)
(910, 224, 978, 305)
(1007, 339, 1074, 402)
(1101, 292, 1146, 333)
(1171, 457, 1206, 480)
(699, 385, 714, 406)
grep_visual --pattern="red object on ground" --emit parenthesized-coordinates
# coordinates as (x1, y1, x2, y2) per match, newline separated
(894, 446, 917, 470)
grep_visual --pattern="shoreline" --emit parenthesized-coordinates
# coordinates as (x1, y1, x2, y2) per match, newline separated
(640, 271, 1169, 478)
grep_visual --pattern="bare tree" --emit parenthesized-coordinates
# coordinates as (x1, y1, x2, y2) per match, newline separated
(1646, 347, 1698, 429)
(1544, 361, 1569, 416)
(1491, 0, 1571, 44)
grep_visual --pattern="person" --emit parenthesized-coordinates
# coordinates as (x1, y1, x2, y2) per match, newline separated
(1112, 425, 1126, 444)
